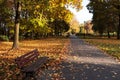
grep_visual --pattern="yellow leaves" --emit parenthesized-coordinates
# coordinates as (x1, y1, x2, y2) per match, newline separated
(35, 5, 40, 9)
(60, 3, 64, 7)
(48, 0, 82, 22)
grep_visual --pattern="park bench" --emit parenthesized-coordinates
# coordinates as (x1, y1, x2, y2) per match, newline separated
(15, 49, 49, 80)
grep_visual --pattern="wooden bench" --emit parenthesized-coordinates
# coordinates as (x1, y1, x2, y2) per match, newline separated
(15, 49, 49, 80)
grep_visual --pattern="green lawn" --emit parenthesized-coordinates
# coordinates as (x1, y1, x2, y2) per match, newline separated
(84, 38, 120, 60)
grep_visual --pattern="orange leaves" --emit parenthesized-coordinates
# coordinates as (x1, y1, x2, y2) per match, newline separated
(0, 38, 70, 79)
(0, 58, 21, 80)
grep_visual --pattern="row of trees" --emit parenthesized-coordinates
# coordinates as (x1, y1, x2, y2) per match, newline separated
(87, 0, 120, 39)
(0, 0, 82, 48)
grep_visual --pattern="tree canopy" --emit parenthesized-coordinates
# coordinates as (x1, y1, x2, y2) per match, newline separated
(0, 0, 82, 48)
(0, 0, 82, 37)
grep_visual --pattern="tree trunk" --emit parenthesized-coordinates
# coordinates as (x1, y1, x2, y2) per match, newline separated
(117, 14, 120, 39)
(12, 2, 21, 49)
(116, 4, 120, 39)
(107, 31, 111, 38)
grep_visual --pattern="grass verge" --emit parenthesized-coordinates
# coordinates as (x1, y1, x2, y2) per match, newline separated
(84, 38, 120, 60)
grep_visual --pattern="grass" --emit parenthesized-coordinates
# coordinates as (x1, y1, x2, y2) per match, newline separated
(0, 38, 70, 80)
(83, 37, 120, 60)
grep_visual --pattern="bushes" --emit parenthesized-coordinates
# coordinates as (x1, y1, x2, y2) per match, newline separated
(0, 35, 9, 41)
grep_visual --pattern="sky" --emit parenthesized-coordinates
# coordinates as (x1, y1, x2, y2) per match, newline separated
(68, 0, 93, 23)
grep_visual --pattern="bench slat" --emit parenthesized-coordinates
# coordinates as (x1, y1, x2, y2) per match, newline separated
(22, 57, 49, 72)
(15, 49, 39, 68)
(16, 49, 38, 60)
(17, 54, 38, 68)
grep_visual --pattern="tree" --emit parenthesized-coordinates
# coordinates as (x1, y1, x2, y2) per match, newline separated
(12, 1, 21, 49)
(1, 0, 82, 45)
(84, 20, 93, 34)
(51, 19, 69, 36)
(112, 0, 120, 39)
(69, 18, 80, 34)
(87, 0, 120, 39)
(0, 0, 13, 37)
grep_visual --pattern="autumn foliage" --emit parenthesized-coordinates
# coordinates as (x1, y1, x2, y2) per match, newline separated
(0, 38, 70, 80)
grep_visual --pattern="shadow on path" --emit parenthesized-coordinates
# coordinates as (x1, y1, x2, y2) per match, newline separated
(38, 35, 120, 80)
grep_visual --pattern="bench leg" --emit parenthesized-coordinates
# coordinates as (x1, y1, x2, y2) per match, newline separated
(28, 72, 38, 80)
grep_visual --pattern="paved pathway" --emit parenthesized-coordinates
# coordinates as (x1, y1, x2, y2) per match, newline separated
(39, 35, 120, 80)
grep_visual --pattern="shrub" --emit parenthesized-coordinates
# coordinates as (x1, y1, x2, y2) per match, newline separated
(0, 35, 9, 41)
